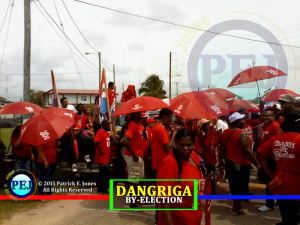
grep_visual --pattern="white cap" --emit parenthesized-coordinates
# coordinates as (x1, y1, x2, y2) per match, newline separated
(228, 112, 245, 124)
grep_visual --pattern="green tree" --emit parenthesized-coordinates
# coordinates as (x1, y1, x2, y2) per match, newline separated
(30, 90, 44, 107)
(138, 74, 167, 99)
(236, 95, 243, 99)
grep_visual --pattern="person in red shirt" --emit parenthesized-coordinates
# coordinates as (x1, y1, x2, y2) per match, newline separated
(37, 140, 58, 195)
(257, 109, 281, 212)
(151, 108, 177, 172)
(74, 103, 93, 164)
(94, 119, 111, 193)
(157, 128, 205, 225)
(258, 116, 300, 225)
(121, 112, 148, 209)
(120, 85, 136, 103)
(107, 82, 117, 108)
(11, 126, 33, 171)
(219, 112, 260, 216)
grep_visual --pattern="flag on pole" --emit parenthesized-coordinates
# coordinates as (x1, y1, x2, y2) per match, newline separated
(99, 69, 108, 114)
(51, 70, 59, 107)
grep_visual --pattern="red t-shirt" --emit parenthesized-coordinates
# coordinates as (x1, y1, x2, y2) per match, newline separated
(124, 121, 147, 157)
(94, 129, 111, 164)
(243, 122, 253, 146)
(151, 123, 170, 170)
(222, 129, 251, 165)
(11, 134, 32, 158)
(258, 133, 300, 195)
(201, 127, 219, 165)
(74, 113, 87, 132)
(157, 151, 203, 225)
(108, 89, 116, 107)
(37, 140, 58, 164)
(260, 121, 280, 145)
(276, 117, 284, 126)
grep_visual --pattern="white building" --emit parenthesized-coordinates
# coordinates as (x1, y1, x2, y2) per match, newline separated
(43, 89, 99, 107)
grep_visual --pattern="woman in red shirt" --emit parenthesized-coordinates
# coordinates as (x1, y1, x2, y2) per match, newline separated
(157, 128, 206, 225)
(37, 140, 58, 195)
(84, 107, 95, 137)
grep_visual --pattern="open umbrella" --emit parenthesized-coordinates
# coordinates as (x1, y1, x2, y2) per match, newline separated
(112, 96, 168, 116)
(0, 102, 43, 114)
(228, 66, 286, 101)
(228, 66, 286, 87)
(202, 88, 236, 100)
(226, 99, 259, 113)
(261, 89, 298, 102)
(20, 108, 75, 146)
(0, 119, 18, 128)
(169, 92, 229, 119)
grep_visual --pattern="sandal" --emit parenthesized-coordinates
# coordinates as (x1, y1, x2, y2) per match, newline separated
(231, 209, 247, 216)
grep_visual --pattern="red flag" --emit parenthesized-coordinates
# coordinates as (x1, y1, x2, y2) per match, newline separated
(51, 70, 59, 107)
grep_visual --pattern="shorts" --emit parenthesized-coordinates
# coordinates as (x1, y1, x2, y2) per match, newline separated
(123, 154, 144, 183)
(225, 158, 251, 195)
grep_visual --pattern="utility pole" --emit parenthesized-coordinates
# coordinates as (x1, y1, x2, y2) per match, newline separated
(113, 64, 115, 84)
(169, 52, 172, 98)
(98, 52, 101, 91)
(23, 0, 31, 102)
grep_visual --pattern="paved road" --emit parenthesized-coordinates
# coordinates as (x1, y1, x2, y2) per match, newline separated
(1, 171, 282, 225)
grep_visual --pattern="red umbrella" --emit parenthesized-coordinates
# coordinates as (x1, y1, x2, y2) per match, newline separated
(169, 92, 229, 119)
(0, 101, 43, 114)
(202, 88, 236, 100)
(20, 108, 75, 146)
(112, 96, 168, 116)
(226, 99, 259, 113)
(228, 66, 286, 87)
(261, 89, 298, 102)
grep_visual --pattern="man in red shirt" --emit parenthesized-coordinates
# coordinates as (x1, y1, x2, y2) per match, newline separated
(258, 109, 281, 212)
(258, 115, 300, 225)
(151, 108, 177, 172)
(94, 119, 111, 193)
(219, 112, 260, 216)
(121, 112, 148, 209)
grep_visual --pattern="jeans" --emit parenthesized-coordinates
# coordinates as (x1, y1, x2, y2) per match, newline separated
(59, 134, 76, 164)
(77, 132, 94, 160)
(14, 157, 31, 171)
(97, 163, 110, 192)
(37, 162, 56, 195)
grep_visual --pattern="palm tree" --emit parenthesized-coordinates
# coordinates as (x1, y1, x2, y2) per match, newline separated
(138, 74, 167, 99)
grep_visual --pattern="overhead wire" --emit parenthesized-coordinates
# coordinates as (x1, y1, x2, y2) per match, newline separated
(0, 0, 12, 36)
(53, 0, 86, 90)
(74, 0, 300, 49)
(61, 0, 110, 69)
(36, 0, 99, 70)
(33, 0, 98, 72)
(0, 0, 14, 72)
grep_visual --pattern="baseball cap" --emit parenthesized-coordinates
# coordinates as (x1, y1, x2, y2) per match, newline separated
(147, 118, 155, 123)
(101, 119, 112, 125)
(228, 112, 245, 124)
(278, 94, 296, 103)
(295, 97, 300, 106)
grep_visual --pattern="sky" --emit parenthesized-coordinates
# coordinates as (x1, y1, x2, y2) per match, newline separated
(0, 0, 299, 102)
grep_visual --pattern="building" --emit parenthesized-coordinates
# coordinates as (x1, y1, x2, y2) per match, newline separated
(43, 89, 99, 107)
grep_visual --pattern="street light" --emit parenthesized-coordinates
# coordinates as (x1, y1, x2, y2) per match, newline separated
(85, 52, 101, 91)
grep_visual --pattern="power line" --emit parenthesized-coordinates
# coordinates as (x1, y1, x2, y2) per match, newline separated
(53, 0, 86, 90)
(0, 72, 96, 75)
(36, 0, 99, 70)
(33, 1, 98, 72)
(61, 0, 110, 69)
(0, 0, 12, 36)
(0, 0, 14, 72)
(74, 0, 300, 49)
